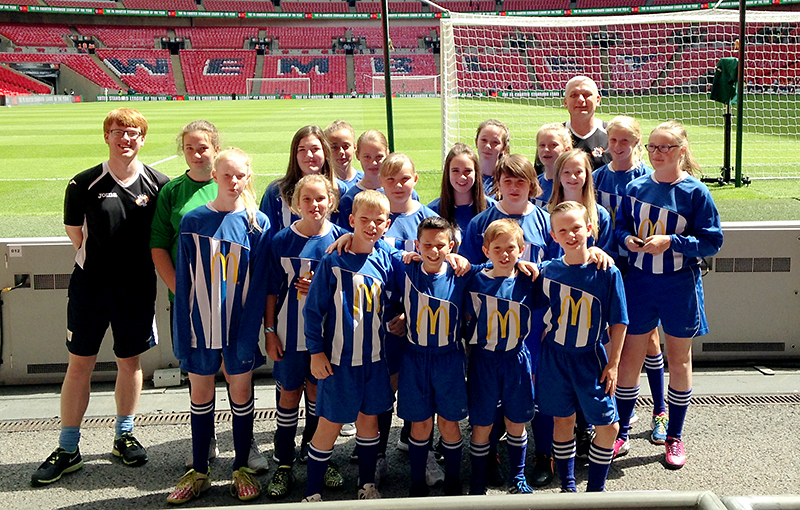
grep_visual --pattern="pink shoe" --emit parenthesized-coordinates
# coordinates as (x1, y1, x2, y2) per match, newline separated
(664, 437, 686, 469)
(612, 438, 629, 458)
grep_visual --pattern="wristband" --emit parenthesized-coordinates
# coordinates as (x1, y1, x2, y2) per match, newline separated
(265, 326, 276, 334)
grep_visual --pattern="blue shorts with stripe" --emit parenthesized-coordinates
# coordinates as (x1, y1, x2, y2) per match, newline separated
(316, 359, 394, 424)
(273, 349, 317, 392)
(397, 343, 468, 423)
(180, 344, 266, 377)
(467, 344, 535, 427)
(535, 340, 618, 426)
(625, 266, 708, 338)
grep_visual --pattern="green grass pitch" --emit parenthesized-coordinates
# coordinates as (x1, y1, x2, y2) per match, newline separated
(1, 97, 799, 238)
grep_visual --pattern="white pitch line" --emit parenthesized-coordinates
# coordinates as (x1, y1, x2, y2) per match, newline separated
(149, 155, 178, 166)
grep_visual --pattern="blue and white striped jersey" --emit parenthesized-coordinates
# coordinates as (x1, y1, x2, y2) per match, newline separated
(337, 182, 420, 230)
(384, 202, 440, 252)
(460, 203, 560, 265)
(173, 205, 271, 362)
(266, 220, 349, 352)
(304, 247, 403, 366)
(397, 262, 479, 349)
(465, 270, 536, 352)
(534, 174, 554, 209)
(259, 179, 346, 235)
(614, 173, 723, 274)
(539, 258, 628, 353)
(428, 196, 496, 252)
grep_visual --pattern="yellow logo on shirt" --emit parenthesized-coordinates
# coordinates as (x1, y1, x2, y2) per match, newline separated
(638, 219, 665, 239)
(559, 296, 592, 329)
(354, 282, 381, 315)
(417, 305, 449, 335)
(487, 309, 519, 340)
(211, 252, 238, 283)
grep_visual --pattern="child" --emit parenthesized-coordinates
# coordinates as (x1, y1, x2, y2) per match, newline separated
(380, 153, 439, 252)
(259, 125, 340, 235)
(302, 190, 402, 502)
(593, 116, 667, 447)
(465, 218, 536, 495)
(168, 148, 270, 504)
(547, 149, 614, 254)
(461, 154, 558, 265)
(534, 123, 573, 209)
(150, 120, 267, 473)
(428, 143, 495, 249)
(262, 175, 348, 498)
(475, 119, 510, 196)
(536, 201, 628, 493)
(613, 121, 723, 468)
(324, 120, 362, 190)
(396, 216, 475, 497)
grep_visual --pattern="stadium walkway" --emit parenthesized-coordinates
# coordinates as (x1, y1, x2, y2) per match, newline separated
(1, 366, 799, 509)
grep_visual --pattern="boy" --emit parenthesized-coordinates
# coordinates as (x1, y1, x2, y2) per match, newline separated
(465, 218, 537, 495)
(536, 201, 628, 492)
(396, 217, 475, 497)
(302, 190, 401, 501)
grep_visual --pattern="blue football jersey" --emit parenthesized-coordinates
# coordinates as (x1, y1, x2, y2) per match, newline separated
(465, 270, 536, 352)
(428, 196, 497, 252)
(614, 173, 723, 274)
(174, 205, 270, 362)
(260, 179, 346, 235)
(384, 202, 439, 252)
(337, 182, 420, 230)
(539, 258, 628, 353)
(534, 174, 554, 209)
(593, 162, 652, 261)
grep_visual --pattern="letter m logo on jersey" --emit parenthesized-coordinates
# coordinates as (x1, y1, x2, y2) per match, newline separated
(278, 58, 329, 75)
(204, 59, 244, 75)
(370, 56, 414, 74)
(104, 58, 170, 76)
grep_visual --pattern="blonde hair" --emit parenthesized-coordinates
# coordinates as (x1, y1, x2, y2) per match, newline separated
(324, 120, 356, 141)
(547, 149, 599, 239)
(606, 115, 644, 167)
(535, 123, 572, 165)
(290, 174, 339, 218)
(352, 189, 390, 217)
(651, 121, 701, 177)
(356, 129, 388, 157)
(551, 200, 591, 228)
(475, 119, 510, 153)
(177, 119, 220, 153)
(494, 154, 542, 200)
(379, 152, 415, 178)
(104, 107, 147, 136)
(483, 218, 524, 249)
(214, 147, 262, 232)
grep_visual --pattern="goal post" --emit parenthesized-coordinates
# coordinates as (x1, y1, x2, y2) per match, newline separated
(371, 74, 440, 95)
(246, 77, 311, 96)
(440, 9, 800, 180)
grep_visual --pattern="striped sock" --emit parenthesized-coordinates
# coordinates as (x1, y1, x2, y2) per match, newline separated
(587, 442, 614, 492)
(275, 405, 299, 466)
(230, 394, 255, 471)
(302, 394, 318, 444)
(469, 440, 490, 495)
(305, 443, 332, 497)
(645, 354, 666, 415)
(506, 430, 528, 482)
(356, 434, 380, 486)
(615, 385, 640, 441)
(552, 439, 577, 492)
(190, 398, 215, 474)
(666, 387, 692, 440)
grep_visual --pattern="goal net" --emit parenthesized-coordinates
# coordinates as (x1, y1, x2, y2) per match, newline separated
(246, 77, 311, 96)
(440, 9, 800, 180)
(371, 74, 440, 95)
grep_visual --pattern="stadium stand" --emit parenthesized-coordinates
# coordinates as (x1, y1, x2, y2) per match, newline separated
(122, 0, 198, 10)
(353, 53, 436, 92)
(457, 53, 531, 91)
(527, 47, 603, 90)
(180, 49, 256, 95)
(575, 0, 644, 8)
(0, 24, 70, 47)
(97, 48, 177, 94)
(651, 0, 695, 4)
(521, 25, 598, 46)
(502, 0, 569, 10)
(0, 0, 39, 4)
(0, 66, 52, 95)
(280, 1, 350, 13)
(261, 54, 347, 94)
(428, 0, 496, 12)
(661, 45, 728, 89)
(608, 45, 672, 92)
(267, 26, 346, 50)
(356, 1, 422, 13)
(0, 53, 119, 88)
(350, 25, 430, 49)
(45, 0, 118, 8)
(75, 25, 169, 48)
(174, 26, 259, 49)
(203, 0, 276, 12)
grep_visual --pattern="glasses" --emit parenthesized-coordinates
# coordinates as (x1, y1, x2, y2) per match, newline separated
(645, 144, 679, 154)
(108, 129, 142, 140)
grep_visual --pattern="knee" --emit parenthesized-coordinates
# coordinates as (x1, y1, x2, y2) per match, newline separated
(115, 356, 142, 376)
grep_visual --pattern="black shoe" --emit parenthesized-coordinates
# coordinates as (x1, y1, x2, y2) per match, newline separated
(31, 447, 83, 486)
(575, 429, 593, 460)
(531, 454, 554, 487)
(267, 466, 295, 499)
(112, 432, 148, 466)
(486, 453, 504, 487)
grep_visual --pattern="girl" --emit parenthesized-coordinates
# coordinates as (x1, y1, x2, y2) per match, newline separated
(168, 148, 271, 504)
(259, 125, 340, 235)
(534, 123, 573, 209)
(593, 116, 668, 449)
(428, 142, 495, 249)
(613, 121, 723, 469)
(547, 148, 613, 254)
(150, 121, 268, 474)
(324, 120, 362, 190)
(337, 129, 389, 228)
(263, 174, 348, 498)
(475, 119, 510, 196)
